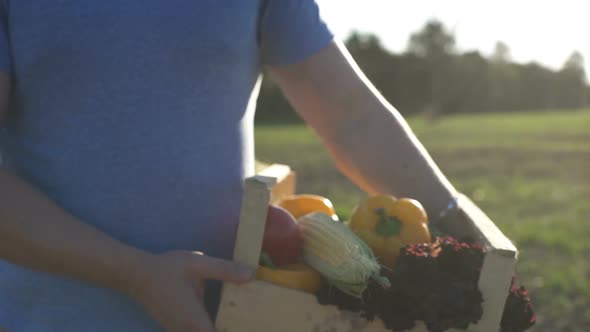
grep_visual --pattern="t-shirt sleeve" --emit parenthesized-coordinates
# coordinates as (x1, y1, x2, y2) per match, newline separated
(258, 0, 334, 66)
(0, 3, 12, 74)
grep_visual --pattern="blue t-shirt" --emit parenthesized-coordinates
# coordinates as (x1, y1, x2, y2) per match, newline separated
(0, 1, 332, 331)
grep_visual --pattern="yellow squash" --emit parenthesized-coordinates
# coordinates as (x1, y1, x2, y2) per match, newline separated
(256, 263, 322, 293)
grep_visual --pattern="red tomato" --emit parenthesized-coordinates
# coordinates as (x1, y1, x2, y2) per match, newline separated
(262, 205, 303, 266)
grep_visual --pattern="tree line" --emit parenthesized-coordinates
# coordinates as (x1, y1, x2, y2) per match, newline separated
(256, 20, 590, 122)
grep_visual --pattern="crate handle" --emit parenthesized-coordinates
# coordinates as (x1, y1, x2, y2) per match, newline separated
(232, 164, 294, 268)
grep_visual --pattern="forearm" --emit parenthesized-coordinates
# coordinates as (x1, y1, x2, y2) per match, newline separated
(271, 41, 457, 218)
(321, 96, 457, 218)
(0, 168, 150, 295)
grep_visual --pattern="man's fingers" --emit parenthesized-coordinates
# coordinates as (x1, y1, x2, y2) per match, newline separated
(176, 291, 215, 332)
(190, 252, 254, 283)
(192, 279, 205, 299)
(188, 299, 216, 332)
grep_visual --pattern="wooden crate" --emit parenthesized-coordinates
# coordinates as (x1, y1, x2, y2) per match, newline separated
(215, 164, 518, 332)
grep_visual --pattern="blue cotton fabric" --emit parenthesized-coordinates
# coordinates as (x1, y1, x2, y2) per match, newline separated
(0, 1, 333, 330)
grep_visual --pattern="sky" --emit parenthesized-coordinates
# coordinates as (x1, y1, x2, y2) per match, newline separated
(315, 0, 590, 75)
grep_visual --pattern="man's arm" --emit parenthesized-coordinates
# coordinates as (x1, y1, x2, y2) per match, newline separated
(0, 72, 251, 332)
(270, 40, 458, 218)
(0, 72, 150, 293)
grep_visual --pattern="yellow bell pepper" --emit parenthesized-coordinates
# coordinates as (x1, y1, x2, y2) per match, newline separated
(348, 195, 432, 269)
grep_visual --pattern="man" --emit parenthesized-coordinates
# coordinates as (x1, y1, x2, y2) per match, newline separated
(0, 1, 457, 331)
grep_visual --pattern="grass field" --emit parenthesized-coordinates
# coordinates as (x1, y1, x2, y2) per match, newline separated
(254, 109, 590, 331)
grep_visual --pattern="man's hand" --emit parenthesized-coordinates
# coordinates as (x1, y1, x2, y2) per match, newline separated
(1, 71, 255, 332)
(0, 161, 254, 331)
(130, 251, 253, 332)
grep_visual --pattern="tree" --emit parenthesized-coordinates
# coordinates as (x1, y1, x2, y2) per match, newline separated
(254, 23, 590, 124)
(407, 19, 456, 61)
(561, 51, 586, 82)
(407, 20, 457, 116)
(489, 42, 518, 111)
(345, 32, 384, 54)
(492, 41, 512, 63)
(557, 51, 587, 108)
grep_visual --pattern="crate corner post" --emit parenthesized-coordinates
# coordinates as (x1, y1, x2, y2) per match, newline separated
(215, 164, 295, 331)
(458, 194, 518, 332)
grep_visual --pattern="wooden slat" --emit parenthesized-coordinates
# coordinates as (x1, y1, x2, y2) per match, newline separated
(231, 164, 295, 267)
(434, 194, 517, 332)
(231, 177, 272, 268)
(257, 164, 296, 204)
(474, 250, 516, 331)
(457, 194, 517, 255)
(216, 164, 294, 330)
(456, 194, 517, 332)
(217, 281, 429, 332)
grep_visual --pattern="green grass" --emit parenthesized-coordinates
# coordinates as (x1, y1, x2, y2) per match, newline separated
(255, 109, 590, 331)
